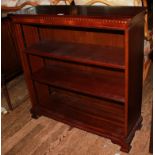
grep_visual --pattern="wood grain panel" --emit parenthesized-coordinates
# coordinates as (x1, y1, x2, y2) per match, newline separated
(13, 24, 38, 109)
(28, 55, 44, 73)
(2, 18, 22, 81)
(22, 25, 40, 47)
(32, 62, 125, 103)
(39, 27, 124, 47)
(33, 84, 124, 137)
(25, 40, 125, 69)
(127, 17, 144, 134)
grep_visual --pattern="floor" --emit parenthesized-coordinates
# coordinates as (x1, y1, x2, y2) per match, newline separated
(2, 66, 153, 155)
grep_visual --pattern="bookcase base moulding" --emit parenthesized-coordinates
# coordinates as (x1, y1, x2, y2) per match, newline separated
(11, 6, 145, 153)
(31, 105, 143, 152)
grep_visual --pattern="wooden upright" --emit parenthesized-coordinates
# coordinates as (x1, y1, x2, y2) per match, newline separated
(10, 6, 145, 152)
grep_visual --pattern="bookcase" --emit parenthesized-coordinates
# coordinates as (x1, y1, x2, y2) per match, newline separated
(11, 6, 145, 152)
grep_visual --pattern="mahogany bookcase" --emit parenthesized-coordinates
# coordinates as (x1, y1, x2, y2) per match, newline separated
(10, 6, 145, 152)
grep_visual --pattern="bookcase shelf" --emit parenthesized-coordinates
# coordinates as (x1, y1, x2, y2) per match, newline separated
(11, 6, 145, 153)
(34, 86, 124, 136)
(32, 65, 125, 103)
(26, 40, 125, 70)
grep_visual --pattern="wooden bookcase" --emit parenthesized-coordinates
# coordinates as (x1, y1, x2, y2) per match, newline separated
(10, 6, 145, 152)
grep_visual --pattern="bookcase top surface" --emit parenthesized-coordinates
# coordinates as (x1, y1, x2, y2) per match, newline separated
(10, 6, 145, 30)
(12, 6, 145, 18)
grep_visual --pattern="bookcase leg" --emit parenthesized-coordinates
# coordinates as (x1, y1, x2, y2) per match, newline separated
(120, 143, 131, 153)
(111, 139, 131, 153)
(30, 108, 41, 119)
(31, 112, 40, 119)
(137, 121, 143, 130)
(120, 116, 142, 152)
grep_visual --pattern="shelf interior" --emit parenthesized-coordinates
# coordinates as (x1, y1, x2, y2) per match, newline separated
(34, 84, 124, 136)
(32, 64, 125, 103)
(26, 40, 125, 70)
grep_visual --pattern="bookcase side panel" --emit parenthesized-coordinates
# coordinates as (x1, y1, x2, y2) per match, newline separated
(127, 17, 144, 134)
(13, 24, 38, 109)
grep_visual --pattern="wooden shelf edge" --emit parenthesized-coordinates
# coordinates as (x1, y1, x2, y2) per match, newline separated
(32, 67, 125, 103)
(25, 40, 125, 70)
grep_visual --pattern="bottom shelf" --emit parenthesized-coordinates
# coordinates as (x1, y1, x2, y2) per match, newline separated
(34, 82, 125, 137)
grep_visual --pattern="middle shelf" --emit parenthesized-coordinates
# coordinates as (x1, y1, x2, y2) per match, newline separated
(31, 64, 125, 103)
(25, 40, 125, 70)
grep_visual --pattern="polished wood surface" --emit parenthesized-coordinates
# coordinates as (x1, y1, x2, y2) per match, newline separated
(10, 6, 145, 153)
(26, 40, 125, 69)
(32, 64, 125, 102)
(35, 85, 124, 133)
(2, 17, 22, 81)
(11, 6, 144, 17)
(127, 17, 144, 134)
(11, 6, 145, 30)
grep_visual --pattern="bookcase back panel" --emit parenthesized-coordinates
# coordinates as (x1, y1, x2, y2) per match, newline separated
(39, 26, 124, 48)
(21, 24, 124, 48)
(22, 25, 40, 47)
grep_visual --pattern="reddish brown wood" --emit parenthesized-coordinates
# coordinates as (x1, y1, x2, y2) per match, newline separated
(10, 6, 145, 30)
(10, 6, 145, 153)
(34, 84, 124, 134)
(127, 17, 144, 134)
(22, 25, 40, 47)
(38, 27, 124, 48)
(2, 17, 22, 81)
(13, 24, 39, 110)
(28, 55, 44, 73)
(26, 40, 125, 69)
(31, 64, 125, 103)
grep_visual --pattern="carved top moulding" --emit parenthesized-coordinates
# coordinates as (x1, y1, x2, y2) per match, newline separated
(10, 6, 146, 30)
